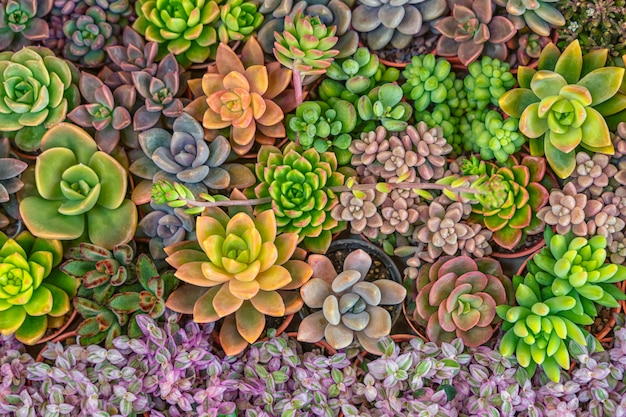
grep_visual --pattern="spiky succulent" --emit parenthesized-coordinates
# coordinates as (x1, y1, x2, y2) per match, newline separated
(62, 6, 116, 67)
(0, 138, 27, 204)
(164, 207, 312, 356)
(472, 111, 524, 163)
(357, 83, 413, 132)
(19, 123, 138, 249)
(185, 37, 295, 156)
(495, 0, 565, 37)
(218, 0, 263, 44)
(0, 231, 79, 345)
(273, 12, 339, 76)
(415, 255, 513, 347)
(499, 40, 626, 178)
(435, 0, 517, 66)
(402, 54, 455, 113)
(299, 249, 406, 354)
(497, 271, 594, 383)
(251, 143, 348, 254)
(0, 46, 80, 152)
(133, 0, 220, 68)
(0, 0, 53, 50)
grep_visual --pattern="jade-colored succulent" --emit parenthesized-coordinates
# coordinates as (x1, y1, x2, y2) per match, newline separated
(251, 143, 348, 254)
(218, 0, 263, 44)
(0, 231, 79, 345)
(464, 56, 516, 109)
(415, 255, 513, 347)
(0, 46, 80, 152)
(19, 123, 137, 250)
(497, 272, 594, 382)
(357, 83, 413, 132)
(495, 0, 565, 37)
(185, 37, 295, 156)
(468, 155, 550, 250)
(402, 54, 455, 113)
(62, 6, 116, 67)
(0, 0, 53, 50)
(435, 0, 517, 66)
(133, 0, 220, 68)
(324, 47, 382, 97)
(164, 207, 312, 356)
(499, 40, 626, 178)
(527, 228, 626, 318)
(273, 12, 339, 76)
(472, 110, 524, 163)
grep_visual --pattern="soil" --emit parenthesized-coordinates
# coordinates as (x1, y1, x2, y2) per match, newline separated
(370, 32, 440, 65)
(492, 232, 544, 256)
(588, 305, 614, 347)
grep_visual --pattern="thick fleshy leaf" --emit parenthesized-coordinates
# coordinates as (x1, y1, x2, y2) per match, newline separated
(165, 284, 208, 314)
(236, 301, 265, 343)
(20, 197, 85, 240)
(14, 314, 47, 345)
(297, 310, 327, 343)
(220, 314, 249, 356)
(191, 286, 221, 322)
(544, 131, 576, 178)
(499, 88, 539, 118)
(554, 40, 582, 84)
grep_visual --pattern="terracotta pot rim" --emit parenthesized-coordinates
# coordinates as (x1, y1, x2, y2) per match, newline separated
(285, 331, 338, 355)
(36, 308, 78, 345)
(401, 300, 429, 343)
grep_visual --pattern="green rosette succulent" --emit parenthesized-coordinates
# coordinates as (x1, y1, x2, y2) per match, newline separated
(0, 46, 80, 152)
(464, 56, 516, 109)
(0, 0, 53, 50)
(499, 40, 626, 178)
(19, 123, 138, 250)
(472, 110, 524, 163)
(0, 231, 79, 345)
(286, 100, 356, 166)
(497, 272, 595, 382)
(218, 0, 263, 43)
(251, 143, 348, 254)
(402, 54, 455, 113)
(527, 228, 626, 318)
(133, 0, 220, 68)
(357, 83, 413, 132)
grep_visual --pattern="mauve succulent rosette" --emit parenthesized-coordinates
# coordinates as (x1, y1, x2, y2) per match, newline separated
(0, 0, 53, 50)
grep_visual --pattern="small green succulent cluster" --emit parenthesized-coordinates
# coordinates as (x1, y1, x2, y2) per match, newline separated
(470, 110, 524, 163)
(464, 57, 517, 109)
(498, 227, 626, 382)
(402, 54, 456, 113)
(357, 84, 413, 132)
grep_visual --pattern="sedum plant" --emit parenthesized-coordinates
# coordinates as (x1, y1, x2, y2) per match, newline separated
(495, 0, 565, 37)
(499, 40, 626, 178)
(0, 46, 80, 152)
(324, 47, 384, 99)
(250, 143, 348, 254)
(526, 228, 626, 318)
(133, 0, 220, 68)
(402, 54, 455, 113)
(357, 83, 413, 132)
(19, 123, 137, 250)
(185, 37, 294, 156)
(62, 6, 116, 67)
(464, 56, 516, 109)
(414, 255, 513, 347)
(217, 0, 263, 44)
(164, 207, 312, 355)
(330, 177, 387, 240)
(0, 0, 52, 50)
(435, 0, 517, 66)
(299, 249, 406, 354)
(471, 110, 524, 163)
(0, 231, 79, 345)
(497, 272, 594, 382)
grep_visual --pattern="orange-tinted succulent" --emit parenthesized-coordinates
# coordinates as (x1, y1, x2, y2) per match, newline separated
(185, 37, 296, 155)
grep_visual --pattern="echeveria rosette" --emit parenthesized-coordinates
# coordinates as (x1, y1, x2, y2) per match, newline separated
(0, 0, 53, 51)
(19, 123, 138, 250)
(0, 137, 27, 204)
(251, 143, 348, 254)
(139, 201, 195, 260)
(164, 208, 312, 356)
(499, 40, 626, 178)
(62, 6, 116, 68)
(67, 72, 134, 153)
(469, 156, 549, 251)
(0, 46, 80, 152)
(0, 231, 79, 345)
(527, 228, 626, 318)
(497, 272, 594, 382)
(133, 0, 220, 68)
(415, 255, 513, 347)
(103, 27, 158, 89)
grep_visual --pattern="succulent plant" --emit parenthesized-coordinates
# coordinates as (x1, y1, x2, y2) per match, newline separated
(62, 6, 116, 67)
(472, 111, 524, 163)
(379, 191, 421, 235)
(218, 0, 263, 44)
(330, 177, 387, 240)
(0, 46, 80, 152)
(299, 249, 406, 354)
(349, 125, 389, 176)
(357, 83, 413, 131)
(513, 32, 553, 66)
(185, 37, 295, 156)
(467, 155, 550, 250)
(570, 153, 618, 198)
(435, 0, 517, 66)
(407, 122, 451, 181)
(494, 0, 565, 37)
(463, 56, 516, 109)
(352, 0, 448, 51)
(499, 40, 626, 178)
(133, 0, 220, 68)
(0, 231, 79, 345)
(273, 12, 339, 77)
(132, 53, 183, 131)
(587, 203, 625, 242)
(527, 229, 626, 317)
(0, 0, 53, 50)
(536, 182, 603, 236)
(164, 207, 312, 355)
(402, 54, 455, 113)
(0, 138, 27, 204)
(251, 143, 348, 254)
(286, 100, 356, 166)
(497, 271, 593, 382)
(53, 0, 133, 27)
(323, 47, 380, 98)
(415, 255, 513, 347)
(103, 27, 158, 89)
(67, 72, 133, 153)
(19, 123, 137, 249)
(138, 202, 195, 259)
(257, 0, 357, 58)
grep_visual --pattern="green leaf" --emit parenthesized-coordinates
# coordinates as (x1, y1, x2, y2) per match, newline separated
(577, 67, 625, 106)
(554, 40, 582, 84)
(544, 132, 576, 178)
(499, 88, 540, 118)
(107, 292, 141, 314)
